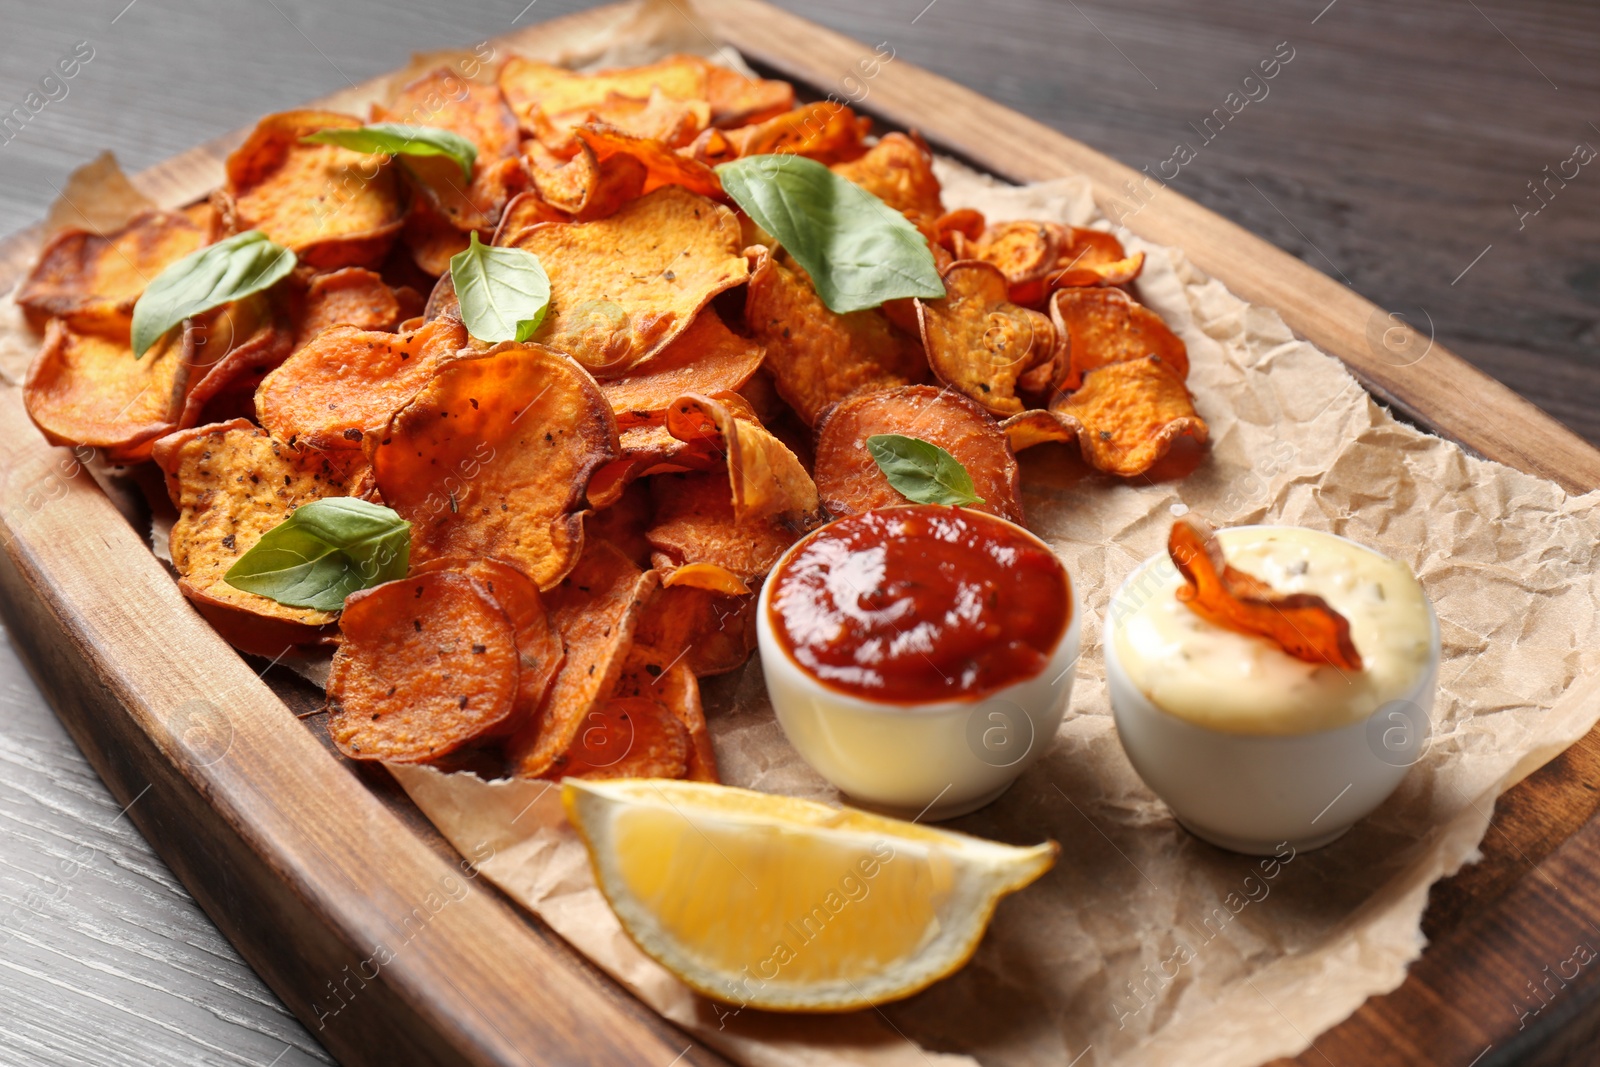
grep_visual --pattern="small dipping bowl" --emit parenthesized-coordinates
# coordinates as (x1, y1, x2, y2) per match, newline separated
(1104, 525, 1440, 855)
(757, 505, 1081, 821)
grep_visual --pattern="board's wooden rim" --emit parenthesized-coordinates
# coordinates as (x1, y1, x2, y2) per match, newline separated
(0, 1, 1597, 1064)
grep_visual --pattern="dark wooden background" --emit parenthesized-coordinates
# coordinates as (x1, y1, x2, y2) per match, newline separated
(0, 1, 1594, 1064)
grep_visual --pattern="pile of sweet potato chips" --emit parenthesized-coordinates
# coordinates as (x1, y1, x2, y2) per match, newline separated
(17, 51, 1209, 782)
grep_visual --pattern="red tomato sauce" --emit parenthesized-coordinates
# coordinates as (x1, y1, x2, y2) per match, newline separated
(769, 505, 1071, 703)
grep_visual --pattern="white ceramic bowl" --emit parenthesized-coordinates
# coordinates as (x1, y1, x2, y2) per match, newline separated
(1104, 528, 1441, 855)
(757, 511, 1082, 821)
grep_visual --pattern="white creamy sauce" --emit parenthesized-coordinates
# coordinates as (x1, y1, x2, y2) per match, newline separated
(1111, 527, 1433, 735)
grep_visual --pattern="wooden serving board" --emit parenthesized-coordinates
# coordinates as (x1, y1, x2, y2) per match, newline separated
(1, 3, 1597, 1064)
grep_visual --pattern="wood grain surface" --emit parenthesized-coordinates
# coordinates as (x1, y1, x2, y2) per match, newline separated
(0, 2, 1595, 1066)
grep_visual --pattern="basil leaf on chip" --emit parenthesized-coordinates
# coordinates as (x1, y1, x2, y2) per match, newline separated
(866, 433, 986, 507)
(450, 232, 551, 344)
(302, 122, 478, 181)
(130, 230, 295, 358)
(717, 154, 944, 315)
(224, 498, 411, 612)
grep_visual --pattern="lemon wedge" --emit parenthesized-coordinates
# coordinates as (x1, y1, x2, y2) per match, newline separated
(562, 778, 1057, 1011)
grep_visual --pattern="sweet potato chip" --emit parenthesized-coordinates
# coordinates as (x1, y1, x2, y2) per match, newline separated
(706, 101, 871, 165)
(916, 260, 1057, 416)
(612, 647, 718, 781)
(257, 316, 468, 450)
(507, 541, 659, 777)
(969, 221, 1062, 306)
(1042, 355, 1208, 476)
(152, 419, 371, 630)
(587, 423, 722, 509)
(504, 186, 747, 374)
(178, 296, 295, 428)
(183, 592, 337, 661)
(223, 110, 404, 269)
(17, 209, 210, 334)
(373, 341, 617, 590)
(500, 54, 790, 132)
(575, 123, 722, 200)
(585, 477, 654, 567)
(743, 247, 927, 425)
(633, 583, 756, 680)
(25, 319, 195, 461)
(490, 189, 570, 245)
(402, 193, 471, 276)
(1049, 286, 1188, 393)
(599, 309, 764, 429)
(646, 470, 799, 581)
(377, 68, 523, 233)
(934, 208, 986, 254)
(813, 384, 1024, 523)
(830, 132, 944, 220)
(534, 88, 710, 158)
(663, 391, 819, 524)
(1046, 226, 1144, 291)
(1169, 517, 1364, 671)
(293, 267, 408, 344)
(662, 561, 751, 596)
(542, 696, 690, 780)
(328, 571, 521, 762)
(525, 137, 647, 221)
(413, 556, 565, 724)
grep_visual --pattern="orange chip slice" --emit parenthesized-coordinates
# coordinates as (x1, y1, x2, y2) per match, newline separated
(542, 696, 691, 781)
(586, 423, 722, 510)
(662, 562, 752, 597)
(633, 583, 756, 681)
(663, 392, 820, 525)
(1046, 227, 1144, 291)
(490, 189, 570, 246)
(504, 186, 747, 375)
(25, 319, 197, 462)
(17, 209, 210, 335)
(372, 341, 617, 590)
(969, 221, 1062, 306)
(613, 647, 719, 781)
(223, 110, 405, 269)
(152, 419, 372, 631)
(292, 267, 408, 344)
(1169, 517, 1364, 671)
(830, 132, 944, 220)
(411, 556, 565, 730)
(576, 123, 723, 200)
(524, 136, 647, 221)
(704, 101, 871, 165)
(599, 309, 764, 428)
(1049, 287, 1188, 393)
(645, 470, 800, 581)
(402, 193, 472, 277)
(256, 316, 468, 450)
(177, 296, 295, 429)
(744, 247, 927, 425)
(507, 541, 660, 777)
(534, 88, 711, 157)
(916, 260, 1057, 416)
(1041, 355, 1208, 476)
(813, 384, 1023, 523)
(328, 571, 522, 762)
(500, 54, 790, 132)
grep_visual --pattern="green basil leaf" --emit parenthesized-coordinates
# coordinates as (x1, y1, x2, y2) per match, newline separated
(716, 154, 945, 314)
(224, 498, 411, 612)
(130, 230, 295, 358)
(302, 122, 477, 181)
(450, 231, 551, 344)
(866, 434, 985, 507)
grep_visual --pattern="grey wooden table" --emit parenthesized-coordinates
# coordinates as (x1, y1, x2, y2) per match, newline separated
(0, 0, 1594, 1063)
